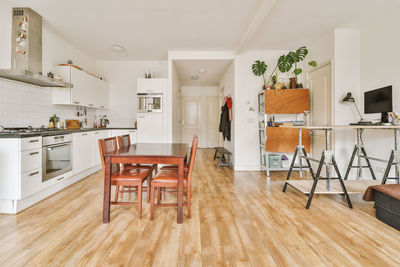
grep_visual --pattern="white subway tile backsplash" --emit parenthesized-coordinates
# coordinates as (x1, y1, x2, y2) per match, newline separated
(0, 79, 99, 128)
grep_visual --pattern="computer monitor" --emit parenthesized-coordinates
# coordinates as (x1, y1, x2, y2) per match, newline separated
(364, 85, 392, 123)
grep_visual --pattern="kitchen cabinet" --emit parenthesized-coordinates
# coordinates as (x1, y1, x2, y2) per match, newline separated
(73, 132, 93, 175)
(137, 78, 166, 94)
(53, 66, 109, 109)
(92, 130, 110, 166)
(0, 137, 43, 200)
(137, 113, 163, 143)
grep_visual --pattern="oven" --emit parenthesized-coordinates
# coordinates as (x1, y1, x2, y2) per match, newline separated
(137, 93, 162, 113)
(42, 134, 72, 182)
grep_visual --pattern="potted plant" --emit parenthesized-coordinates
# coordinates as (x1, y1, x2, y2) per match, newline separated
(277, 46, 317, 88)
(252, 60, 268, 90)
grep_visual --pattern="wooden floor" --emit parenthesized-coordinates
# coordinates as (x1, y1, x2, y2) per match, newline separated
(1, 149, 400, 266)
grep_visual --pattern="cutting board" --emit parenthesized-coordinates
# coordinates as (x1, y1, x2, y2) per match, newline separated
(66, 119, 80, 129)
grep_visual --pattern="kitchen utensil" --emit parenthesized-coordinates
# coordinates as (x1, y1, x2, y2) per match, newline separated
(66, 119, 80, 129)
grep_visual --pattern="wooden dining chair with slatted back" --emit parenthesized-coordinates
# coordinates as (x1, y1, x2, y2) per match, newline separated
(98, 137, 152, 218)
(117, 134, 157, 202)
(156, 135, 195, 202)
(150, 136, 198, 220)
(158, 135, 195, 172)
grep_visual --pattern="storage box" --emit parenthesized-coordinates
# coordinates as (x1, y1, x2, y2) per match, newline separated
(374, 190, 400, 231)
(269, 154, 282, 169)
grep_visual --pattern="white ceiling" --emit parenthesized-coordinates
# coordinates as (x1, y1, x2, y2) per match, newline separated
(174, 60, 232, 86)
(2, 0, 400, 59)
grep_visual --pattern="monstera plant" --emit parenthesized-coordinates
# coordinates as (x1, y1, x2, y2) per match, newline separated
(252, 60, 268, 89)
(277, 46, 317, 88)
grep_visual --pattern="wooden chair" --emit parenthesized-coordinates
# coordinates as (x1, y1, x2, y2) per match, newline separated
(98, 137, 152, 218)
(159, 135, 196, 172)
(117, 134, 158, 202)
(117, 134, 157, 171)
(150, 136, 198, 220)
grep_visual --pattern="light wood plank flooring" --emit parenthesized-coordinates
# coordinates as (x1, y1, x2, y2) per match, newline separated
(0, 149, 400, 266)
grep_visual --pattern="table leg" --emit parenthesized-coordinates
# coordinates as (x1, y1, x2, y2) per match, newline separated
(103, 156, 111, 223)
(177, 157, 184, 224)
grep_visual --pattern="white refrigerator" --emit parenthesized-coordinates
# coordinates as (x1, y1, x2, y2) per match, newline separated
(137, 113, 163, 143)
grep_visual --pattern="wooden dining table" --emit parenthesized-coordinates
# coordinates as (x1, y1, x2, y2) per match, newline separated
(102, 143, 189, 224)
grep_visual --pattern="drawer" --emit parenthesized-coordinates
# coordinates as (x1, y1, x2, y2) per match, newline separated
(21, 137, 42, 151)
(21, 168, 43, 198)
(21, 148, 42, 172)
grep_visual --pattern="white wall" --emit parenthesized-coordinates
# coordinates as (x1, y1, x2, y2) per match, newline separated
(95, 60, 168, 127)
(234, 50, 286, 171)
(332, 29, 361, 171)
(360, 8, 400, 177)
(171, 62, 181, 142)
(0, 4, 96, 74)
(219, 62, 235, 163)
(0, 3, 98, 128)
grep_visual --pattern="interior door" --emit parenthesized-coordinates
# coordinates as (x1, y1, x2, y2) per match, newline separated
(308, 63, 332, 157)
(205, 96, 220, 148)
(180, 96, 201, 146)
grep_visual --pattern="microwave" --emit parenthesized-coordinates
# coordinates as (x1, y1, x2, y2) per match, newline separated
(137, 93, 162, 113)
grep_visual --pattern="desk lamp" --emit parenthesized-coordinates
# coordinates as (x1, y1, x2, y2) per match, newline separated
(342, 92, 371, 125)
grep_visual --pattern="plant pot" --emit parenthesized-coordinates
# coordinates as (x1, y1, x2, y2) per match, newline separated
(289, 78, 297, 89)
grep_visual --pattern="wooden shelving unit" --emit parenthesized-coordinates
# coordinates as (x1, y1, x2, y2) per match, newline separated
(258, 89, 311, 177)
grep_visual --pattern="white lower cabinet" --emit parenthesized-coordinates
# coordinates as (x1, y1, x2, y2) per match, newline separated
(21, 168, 42, 198)
(73, 132, 93, 175)
(0, 129, 133, 214)
(92, 130, 110, 166)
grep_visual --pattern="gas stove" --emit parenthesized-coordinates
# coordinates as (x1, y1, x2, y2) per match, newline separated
(0, 127, 65, 134)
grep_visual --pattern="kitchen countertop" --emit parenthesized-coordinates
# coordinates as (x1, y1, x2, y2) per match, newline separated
(0, 127, 137, 138)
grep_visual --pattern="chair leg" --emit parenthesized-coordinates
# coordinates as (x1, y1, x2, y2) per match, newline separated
(114, 185, 120, 202)
(150, 184, 156, 220)
(158, 186, 162, 203)
(147, 175, 152, 203)
(138, 183, 142, 219)
(187, 184, 191, 218)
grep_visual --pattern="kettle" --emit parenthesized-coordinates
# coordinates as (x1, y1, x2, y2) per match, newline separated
(100, 115, 109, 128)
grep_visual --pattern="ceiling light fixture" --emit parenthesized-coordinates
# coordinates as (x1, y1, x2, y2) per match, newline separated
(112, 45, 125, 53)
(199, 69, 206, 73)
(191, 75, 200, 80)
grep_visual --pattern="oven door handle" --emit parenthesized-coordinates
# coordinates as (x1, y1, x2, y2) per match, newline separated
(46, 144, 70, 150)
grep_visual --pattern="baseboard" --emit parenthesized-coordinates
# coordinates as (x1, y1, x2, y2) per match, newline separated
(234, 165, 262, 171)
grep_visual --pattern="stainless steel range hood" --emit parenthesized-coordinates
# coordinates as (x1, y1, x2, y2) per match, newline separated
(0, 8, 72, 88)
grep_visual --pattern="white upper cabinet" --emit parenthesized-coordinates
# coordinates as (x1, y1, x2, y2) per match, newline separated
(53, 66, 109, 109)
(137, 78, 166, 94)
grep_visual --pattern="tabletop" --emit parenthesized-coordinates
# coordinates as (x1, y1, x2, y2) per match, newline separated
(103, 143, 189, 157)
(279, 125, 400, 130)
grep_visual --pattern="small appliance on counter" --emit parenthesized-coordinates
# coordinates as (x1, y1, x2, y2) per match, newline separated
(100, 115, 109, 128)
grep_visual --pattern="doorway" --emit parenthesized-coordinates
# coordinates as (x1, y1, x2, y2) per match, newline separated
(172, 59, 233, 148)
(308, 63, 333, 157)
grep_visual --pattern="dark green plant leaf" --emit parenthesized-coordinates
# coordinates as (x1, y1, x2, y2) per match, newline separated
(252, 60, 267, 76)
(277, 54, 294, 73)
(294, 68, 302, 75)
(308, 61, 317, 67)
(293, 46, 308, 63)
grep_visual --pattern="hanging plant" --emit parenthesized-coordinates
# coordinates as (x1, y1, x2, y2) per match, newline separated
(252, 60, 268, 89)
